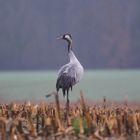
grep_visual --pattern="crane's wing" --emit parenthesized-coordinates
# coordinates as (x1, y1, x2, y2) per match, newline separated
(57, 63, 76, 78)
(56, 63, 77, 96)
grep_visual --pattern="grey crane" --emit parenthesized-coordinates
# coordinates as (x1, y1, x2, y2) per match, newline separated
(56, 33, 84, 116)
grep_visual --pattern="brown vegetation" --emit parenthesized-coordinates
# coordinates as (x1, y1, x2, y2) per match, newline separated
(0, 92, 140, 140)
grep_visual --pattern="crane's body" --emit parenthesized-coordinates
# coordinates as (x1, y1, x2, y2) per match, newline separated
(56, 49, 84, 96)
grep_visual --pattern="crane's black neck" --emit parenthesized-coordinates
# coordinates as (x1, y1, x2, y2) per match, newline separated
(67, 40, 72, 53)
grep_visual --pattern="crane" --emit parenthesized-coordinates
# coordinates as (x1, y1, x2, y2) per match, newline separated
(56, 33, 84, 117)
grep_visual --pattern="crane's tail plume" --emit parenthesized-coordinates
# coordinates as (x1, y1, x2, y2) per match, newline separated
(45, 91, 56, 98)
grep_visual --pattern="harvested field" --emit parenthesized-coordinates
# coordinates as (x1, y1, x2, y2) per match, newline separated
(0, 91, 140, 140)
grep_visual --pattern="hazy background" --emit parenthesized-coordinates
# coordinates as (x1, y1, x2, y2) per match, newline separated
(0, 0, 140, 70)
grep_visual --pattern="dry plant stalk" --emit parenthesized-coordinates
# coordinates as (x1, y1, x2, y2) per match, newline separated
(28, 115, 36, 137)
(136, 112, 140, 130)
(80, 90, 92, 131)
(132, 113, 139, 133)
(17, 119, 24, 135)
(9, 119, 24, 140)
(54, 92, 64, 131)
(0, 119, 6, 140)
(80, 90, 86, 114)
(103, 96, 106, 109)
(9, 123, 16, 140)
(40, 101, 46, 114)
(36, 112, 39, 133)
(79, 116, 84, 134)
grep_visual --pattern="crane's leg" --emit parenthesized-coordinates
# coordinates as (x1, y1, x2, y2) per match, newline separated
(66, 91, 69, 125)
(67, 92, 69, 112)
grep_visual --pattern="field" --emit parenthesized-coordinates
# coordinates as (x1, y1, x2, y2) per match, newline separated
(0, 70, 140, 102)
(0, 91, 140, 140)
(0, 70, 140, 139)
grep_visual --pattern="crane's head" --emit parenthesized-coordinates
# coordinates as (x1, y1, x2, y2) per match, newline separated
(57, 33, 72, 52)
(57, 33, 72, 44)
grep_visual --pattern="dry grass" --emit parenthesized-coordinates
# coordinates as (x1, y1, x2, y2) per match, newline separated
(0, 91, 139, 140)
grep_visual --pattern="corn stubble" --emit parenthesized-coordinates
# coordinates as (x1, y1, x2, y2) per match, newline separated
(0, 91, 139, 140)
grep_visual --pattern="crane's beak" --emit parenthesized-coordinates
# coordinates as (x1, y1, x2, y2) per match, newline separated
(57, 35, 63, 40)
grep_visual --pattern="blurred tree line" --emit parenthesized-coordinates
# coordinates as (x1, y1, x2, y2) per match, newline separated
(0, 0, 140, 70)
